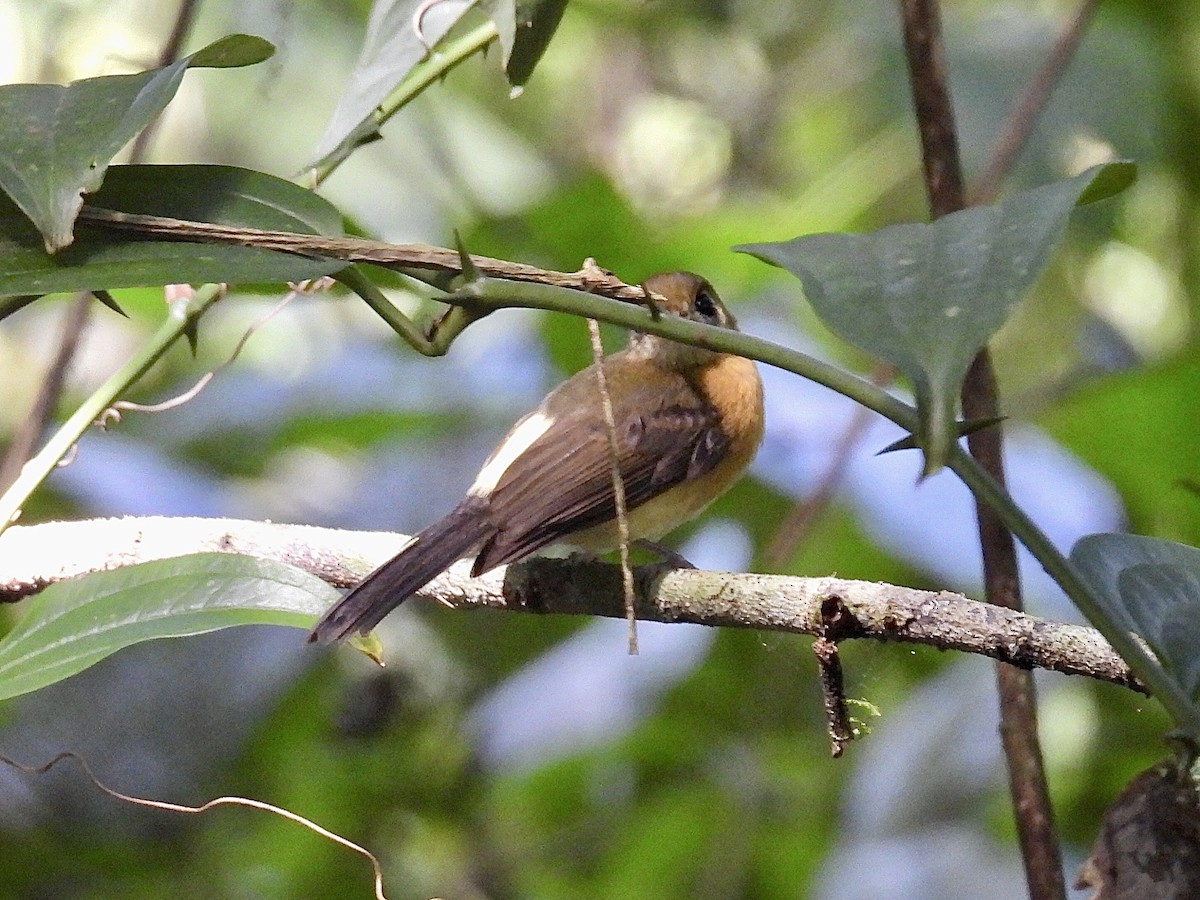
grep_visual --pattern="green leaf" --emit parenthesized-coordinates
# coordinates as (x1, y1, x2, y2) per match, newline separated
(0, 34, 274, 252)
(1071, 533, 1200, 700)
(1077, 161, 1137, 205)
(738, 162, 1135, 475)
(0, 164, 348, 298)
(0, 553, 339, 702)
(483, 0, 569, 87)
(310, 0, 475, 163)
(186, 33, 274, 68)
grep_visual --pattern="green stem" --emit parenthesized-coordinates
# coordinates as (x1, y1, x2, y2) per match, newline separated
(458, 276, 918, 425)
(334, 269, 432, 351)
(0, 286, 223, 537)
(950, 453, 1200, 738)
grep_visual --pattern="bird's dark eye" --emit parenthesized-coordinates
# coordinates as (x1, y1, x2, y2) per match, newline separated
(693, 288, 719, 322)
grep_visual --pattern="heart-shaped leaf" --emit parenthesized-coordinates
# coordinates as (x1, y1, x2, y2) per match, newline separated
(0, 164, 348, 302)
(738, 162, 1135, 474)
(0, 553, 339, 702)
(0, 34, 274, 252)
(1072, 533, 1200, 700)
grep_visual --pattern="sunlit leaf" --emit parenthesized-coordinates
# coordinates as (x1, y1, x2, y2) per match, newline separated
(738, 162, 1135, 474)
(0, 553, 340, 702)
(0, 164, 348, 298)
(0, 34, 274, 252)
(1071, 533, 1200, 699)
(310, 0, 475, 164)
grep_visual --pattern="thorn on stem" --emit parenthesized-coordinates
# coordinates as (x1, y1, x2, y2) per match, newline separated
(452, 230, 481, 284)
(639, 282, 663, 321)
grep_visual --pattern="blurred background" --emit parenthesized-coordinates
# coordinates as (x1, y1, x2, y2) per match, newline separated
(0, 0, 1197, 897)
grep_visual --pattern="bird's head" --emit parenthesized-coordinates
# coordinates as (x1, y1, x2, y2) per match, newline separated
(630, 271, 739, 369)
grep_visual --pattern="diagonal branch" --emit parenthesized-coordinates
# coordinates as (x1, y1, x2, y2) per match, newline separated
(76, 208, 653, 303)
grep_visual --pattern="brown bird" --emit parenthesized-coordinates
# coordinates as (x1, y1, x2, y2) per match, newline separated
(310, 271, 764, 642)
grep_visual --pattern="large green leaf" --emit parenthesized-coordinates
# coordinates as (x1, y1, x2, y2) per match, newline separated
(0, 164, 348, 301)
(0, 553, 340, 702)
(310, 0, 476, 164)
(1071, 533, 1200, 700)
(738, 162, 1135, 474)
(0, 34, 274, 252)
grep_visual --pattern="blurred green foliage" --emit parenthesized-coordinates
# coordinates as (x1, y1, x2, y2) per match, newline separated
(0, 0, 1198, 898)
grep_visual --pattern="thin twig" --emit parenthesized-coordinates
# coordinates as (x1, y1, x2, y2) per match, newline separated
(964, 352, 1065, 898)
(814, 595, 858, 757)
(972, 0, 1101, 204)
(899, 1, 1065, 897)
(1, 751, 386, 900)
(102, 279, 327, 423)
(587, 318, 638, 654)
(900, 0, 966, 217)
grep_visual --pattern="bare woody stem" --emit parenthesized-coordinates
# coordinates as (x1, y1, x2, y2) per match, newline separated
(899, 1, 1064, 898)
(76, 208, 653, 303)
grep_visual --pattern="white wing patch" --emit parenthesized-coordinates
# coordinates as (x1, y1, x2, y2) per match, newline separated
(468, 412, 554, 497)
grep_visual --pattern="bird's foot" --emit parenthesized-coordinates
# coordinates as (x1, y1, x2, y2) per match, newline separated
(633, 539, 695, 570)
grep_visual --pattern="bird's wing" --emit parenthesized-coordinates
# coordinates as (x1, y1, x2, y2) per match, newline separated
(471, 396, 728, 572)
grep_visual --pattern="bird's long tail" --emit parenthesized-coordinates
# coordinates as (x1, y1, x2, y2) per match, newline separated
(309, 500, 493, 643)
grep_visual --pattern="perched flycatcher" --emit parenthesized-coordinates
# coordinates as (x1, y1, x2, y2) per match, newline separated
(311, 271, 764, 642)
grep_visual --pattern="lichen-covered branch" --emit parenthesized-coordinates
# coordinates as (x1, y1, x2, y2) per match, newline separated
(0, 516, 1142, 693)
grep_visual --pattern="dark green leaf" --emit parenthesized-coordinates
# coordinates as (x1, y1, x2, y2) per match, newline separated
(1071, 533, 1200, 699)
(1077, 161, 1137, 205)
(483, 0, 569, 87)
(0, 34, 274, 252)
(738, 162, 1134, 475)
(0, 164, 348, 298)
(0, 553, 339, 702)
(310, 0, 473, 164)
(186, 33, 275, 68)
